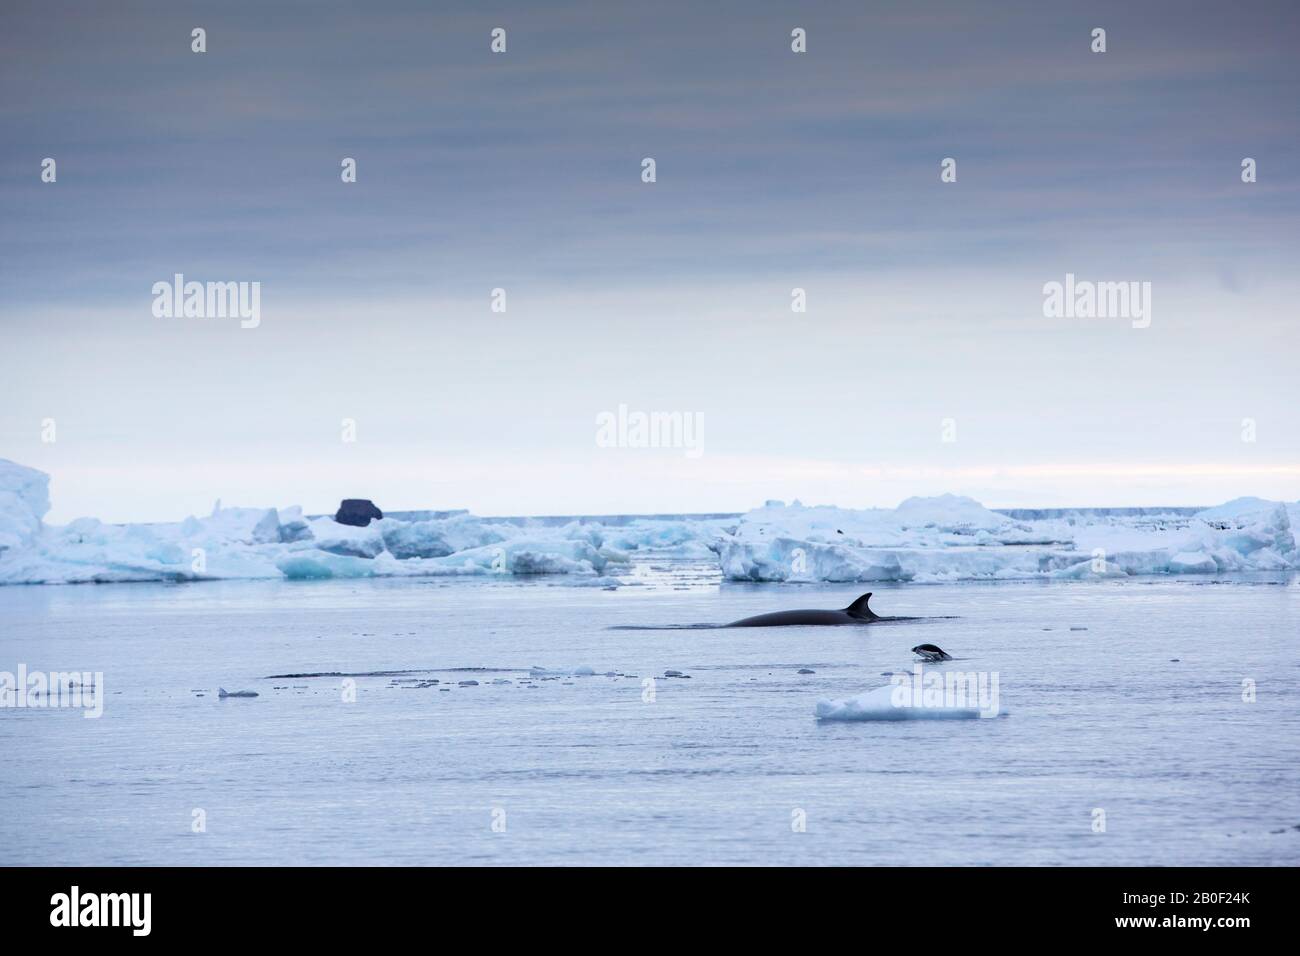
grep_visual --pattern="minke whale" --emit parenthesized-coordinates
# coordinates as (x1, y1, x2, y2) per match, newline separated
(607, 592, 942, 630)
(726, 593, 915, 628)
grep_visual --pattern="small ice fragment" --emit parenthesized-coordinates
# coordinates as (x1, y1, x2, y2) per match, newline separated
(815, 684, 1002, 722)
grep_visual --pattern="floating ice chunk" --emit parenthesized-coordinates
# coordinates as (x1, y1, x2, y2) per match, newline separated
(814, 684, 991, 721)
(566, 575, 625, 588)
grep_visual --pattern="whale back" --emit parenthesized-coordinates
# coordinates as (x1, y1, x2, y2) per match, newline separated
(843, 592, 876, 620)
(723, 592, 888, 627)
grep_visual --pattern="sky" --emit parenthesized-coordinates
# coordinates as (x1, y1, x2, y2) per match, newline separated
(2, 0, 1298, 523)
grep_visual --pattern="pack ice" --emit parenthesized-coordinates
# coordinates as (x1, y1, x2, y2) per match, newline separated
(1, 459, 1296, 586)
(0, 459, 716, 585)
(716, 494, 1299, 583)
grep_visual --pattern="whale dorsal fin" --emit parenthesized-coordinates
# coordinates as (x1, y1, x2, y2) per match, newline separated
(844, 593, 875, 619)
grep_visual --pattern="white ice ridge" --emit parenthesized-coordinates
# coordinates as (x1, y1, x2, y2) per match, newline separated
(2, 458, 1298, 585)
(0, 459, 723, 585)
(716, 494, 1299, 583)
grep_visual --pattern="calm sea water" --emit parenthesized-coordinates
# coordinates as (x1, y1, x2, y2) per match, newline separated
(1, 568, 1297, 865)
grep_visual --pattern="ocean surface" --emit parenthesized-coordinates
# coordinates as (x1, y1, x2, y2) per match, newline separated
(1, 563, 1297, 866)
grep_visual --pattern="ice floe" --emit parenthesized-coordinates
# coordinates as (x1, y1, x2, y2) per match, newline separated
(815, 681, 1003, 721)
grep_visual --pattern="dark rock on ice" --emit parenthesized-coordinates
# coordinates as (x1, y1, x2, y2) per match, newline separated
(335, 499, 383, 527)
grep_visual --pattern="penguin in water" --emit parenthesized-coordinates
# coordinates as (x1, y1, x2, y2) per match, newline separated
(911, 644, 953, 663)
